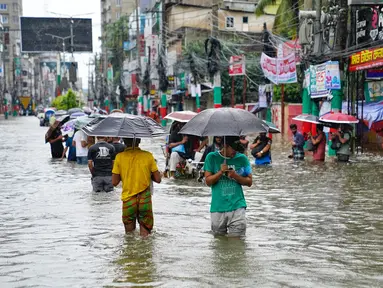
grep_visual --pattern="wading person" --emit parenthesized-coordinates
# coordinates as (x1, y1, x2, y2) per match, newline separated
(250, 132, 272, 165)
(61, 131, 76, 162)
(48, 125, 64, 159)
(331, 124, 352, 162)
(309, 124, 326, 162)
(72, 129, 89, 165)
(112, 138, 161, 237)
(111, 137, 126, 159)
(289, 124, 305, 160)
(204, 136, 252, 237)
(88, 136, 115, 192)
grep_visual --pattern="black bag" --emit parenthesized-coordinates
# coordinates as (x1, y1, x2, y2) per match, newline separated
(331, 136, 341, 150)
(251, 142, 268, 158)
(306, 139, 315, 151)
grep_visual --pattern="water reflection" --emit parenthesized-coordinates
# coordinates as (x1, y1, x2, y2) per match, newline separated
(111, 236, 161, 287)
(1, 117, 383, 288)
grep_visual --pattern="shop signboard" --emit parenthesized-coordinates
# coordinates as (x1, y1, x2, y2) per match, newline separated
(366, 68, 383, 79)
(349, 47, 383, 71)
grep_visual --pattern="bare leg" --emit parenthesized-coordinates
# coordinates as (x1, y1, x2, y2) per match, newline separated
(139, 223, 151, 238)
(124, 222, 136, 234)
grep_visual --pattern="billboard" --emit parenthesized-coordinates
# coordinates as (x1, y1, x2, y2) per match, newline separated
(40, 62, 78, 81)
(21, 17, 92, 53)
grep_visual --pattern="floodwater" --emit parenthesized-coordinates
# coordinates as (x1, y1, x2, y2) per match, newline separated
(0, 116, 382, 288)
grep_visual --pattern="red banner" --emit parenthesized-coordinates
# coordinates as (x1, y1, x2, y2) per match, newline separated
(349, 47, 383, 71)
(131, 74, 139, 95)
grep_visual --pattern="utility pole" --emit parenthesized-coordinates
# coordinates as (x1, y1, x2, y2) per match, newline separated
(211, 0, 222, 108)
(135, 0, 144, 115)
(159, 1, 168, 125)
(313, 0, 322, 56)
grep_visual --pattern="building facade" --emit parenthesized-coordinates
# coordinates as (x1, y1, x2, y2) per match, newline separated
(0, 0, 23, 94)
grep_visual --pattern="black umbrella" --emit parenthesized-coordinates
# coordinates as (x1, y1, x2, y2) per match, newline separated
(45, 115, 70, 143)
(81, 113, 165, 138)
(179, 108, 267, 137)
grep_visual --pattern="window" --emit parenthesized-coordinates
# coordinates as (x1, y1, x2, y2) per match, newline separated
(12, 16, 18, 24)
(0, 4, 7, 11)
(116, 11, 120, 19)
(2, 15, 8, 24)
(243, 16, 248, 24)
(22, 70, 28, 76)
(116, 0, 121, 6)
(12, 3, 18, 12)
(23, 82, 28, 88)
(226, 16, 234, 28)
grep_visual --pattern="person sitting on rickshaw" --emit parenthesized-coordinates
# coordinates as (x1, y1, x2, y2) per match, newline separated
(199, 136, 223, 168)
(168, 122, 206, 178)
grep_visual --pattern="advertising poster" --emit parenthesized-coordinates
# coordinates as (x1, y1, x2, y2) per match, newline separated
(277, 53, 297, 84)
(261, 52, 297, 84)
(325, 61, 341, 90)
(310, 63, 328, 98)
(260, 53, 278, 84)
(40, 62, 57, 82)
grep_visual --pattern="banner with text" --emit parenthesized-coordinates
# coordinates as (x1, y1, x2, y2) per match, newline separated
(260, 53, 297, 84)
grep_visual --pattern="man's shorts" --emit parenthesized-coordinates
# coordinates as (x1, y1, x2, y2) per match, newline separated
(211, 208, 246, 237)
(92, 176, 113, 192)
(122, 190, 153, 231)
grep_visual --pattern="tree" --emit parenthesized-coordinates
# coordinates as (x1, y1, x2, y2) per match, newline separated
(51, 89, 79, 111)
(105, 16, 129, 108)
(255, 0, 303, 39)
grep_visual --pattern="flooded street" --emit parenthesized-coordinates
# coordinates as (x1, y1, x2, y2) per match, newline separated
(1, 116, 382, 287)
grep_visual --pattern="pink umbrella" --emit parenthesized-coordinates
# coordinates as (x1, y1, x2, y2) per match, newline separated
(164, 111, 197, 123)
(319, 112, 359, 124)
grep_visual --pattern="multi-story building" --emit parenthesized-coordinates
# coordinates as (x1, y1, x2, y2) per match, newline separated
(100, 0, 136, 75)
(0, 0, 23, 94)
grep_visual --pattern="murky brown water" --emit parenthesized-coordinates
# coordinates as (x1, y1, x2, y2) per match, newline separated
(1, 117, 382, 287)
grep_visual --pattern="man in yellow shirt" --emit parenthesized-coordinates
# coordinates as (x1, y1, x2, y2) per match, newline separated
(112, 138, 161, 237)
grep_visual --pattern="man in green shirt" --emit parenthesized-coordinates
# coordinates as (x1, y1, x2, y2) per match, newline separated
(204, 136, 252, 237)
(332, 125, 352, 162)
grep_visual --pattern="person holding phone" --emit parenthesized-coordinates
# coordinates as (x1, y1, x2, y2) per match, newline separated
(204, 136, 252, 238)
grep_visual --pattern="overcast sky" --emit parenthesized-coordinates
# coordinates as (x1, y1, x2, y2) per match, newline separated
(23, 0, 102, 89)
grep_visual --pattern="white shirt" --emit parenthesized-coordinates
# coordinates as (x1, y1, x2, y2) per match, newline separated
(73, 131, 88, 157)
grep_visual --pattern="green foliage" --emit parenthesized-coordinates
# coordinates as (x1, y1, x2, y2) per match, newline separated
(273, 83, 301, 103)
(255, 0, 303, 39)
(255, 0, 278, 17)
(105, 16, 129, 87)
(51, 89, 79, 110)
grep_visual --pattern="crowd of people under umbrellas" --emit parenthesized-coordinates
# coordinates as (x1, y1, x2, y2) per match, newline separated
(44, 108, 354, 238)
